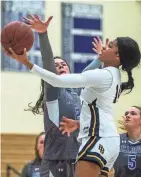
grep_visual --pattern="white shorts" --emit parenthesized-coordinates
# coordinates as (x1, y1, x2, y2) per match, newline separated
(77, 136, 120, 177)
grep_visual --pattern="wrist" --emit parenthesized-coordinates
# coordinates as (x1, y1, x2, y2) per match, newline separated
(38, 30, 47, 34)
(24, 60, 34, 70)
(76, 120, 80, 128)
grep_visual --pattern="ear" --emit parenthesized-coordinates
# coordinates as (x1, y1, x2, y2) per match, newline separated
(115, 53, 120, 61)
(139, 116, 141, 125)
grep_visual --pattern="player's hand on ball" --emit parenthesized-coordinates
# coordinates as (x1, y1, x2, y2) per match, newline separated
(59, 116, 79, 137)
(8, 48, 29, 65)
(23, 14, 53, 33)
(92, 37, 109, 55)
(7, 48, 33, 70)
(2, 47, 11, 57)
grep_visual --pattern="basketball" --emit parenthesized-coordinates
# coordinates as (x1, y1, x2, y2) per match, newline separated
(1, 21, 34, 55)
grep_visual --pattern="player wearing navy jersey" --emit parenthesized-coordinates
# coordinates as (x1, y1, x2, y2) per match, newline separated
(4, 16, 141, 177)
(114, 106, 141, 177)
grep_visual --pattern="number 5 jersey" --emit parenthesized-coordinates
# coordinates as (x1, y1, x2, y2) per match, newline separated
(114, 133, 141, 177)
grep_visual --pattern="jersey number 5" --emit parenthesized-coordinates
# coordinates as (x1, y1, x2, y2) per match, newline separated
(128, 155, 136, 170)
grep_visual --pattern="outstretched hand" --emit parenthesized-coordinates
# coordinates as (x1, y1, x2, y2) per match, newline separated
(23, 14, 53, 33)
(2, 47, 33, 69)
(92, 37, 109, 55)
(59, 116, 79, 137)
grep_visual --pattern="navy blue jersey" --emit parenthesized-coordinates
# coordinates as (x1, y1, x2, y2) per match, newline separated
(114, 133, 141, 177)
(21, 160, 41, 177)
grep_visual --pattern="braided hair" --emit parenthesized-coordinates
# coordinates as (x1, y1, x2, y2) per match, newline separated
(117, 37, 141, 93)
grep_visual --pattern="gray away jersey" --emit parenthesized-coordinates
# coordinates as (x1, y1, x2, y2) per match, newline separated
(38, 32, 102, 160)
(114, 133, 141, 177)
(43, 88, 81, 160)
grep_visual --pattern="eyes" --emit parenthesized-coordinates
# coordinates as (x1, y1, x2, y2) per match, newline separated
(125, 111, 137, 116)
(39, 140, 44, 144)
(55, 63, 67, 67)
(107, 41, 119, 55)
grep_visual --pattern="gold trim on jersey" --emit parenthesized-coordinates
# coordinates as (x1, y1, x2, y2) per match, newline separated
(78, 136, 97, 159)
(86, 154, 104, 167)
(91, 105, 96, 136)
(101, 169, 109, 174)
(88, 99, 100, 137)
(101, 167, 109, 177)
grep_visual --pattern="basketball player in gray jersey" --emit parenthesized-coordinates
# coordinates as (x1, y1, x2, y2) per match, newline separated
(114, 106, 141, 177)
(23, 15, 102, 177)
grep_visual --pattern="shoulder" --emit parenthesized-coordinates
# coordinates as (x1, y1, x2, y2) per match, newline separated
(82, 68, 113, 79)
(23, 162, 31, 169)
(22, 160, 35, 169)
(103, 67, 120, 78)
(120, 133, 127, 139)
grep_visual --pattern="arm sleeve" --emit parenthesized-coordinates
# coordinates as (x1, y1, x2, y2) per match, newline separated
(82, 58, 103, 72)
(31, 64, 112, 89)
(38, 32, 58, 101)
(21, 164, 29, 177)
(76, 57, 103, 95)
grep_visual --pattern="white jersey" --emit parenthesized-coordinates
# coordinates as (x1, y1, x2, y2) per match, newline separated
(31, 65, 121, 139)
(78, 67, 121, 139)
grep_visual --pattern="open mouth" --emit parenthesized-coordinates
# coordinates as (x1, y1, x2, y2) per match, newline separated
(60, 71, 66, 74)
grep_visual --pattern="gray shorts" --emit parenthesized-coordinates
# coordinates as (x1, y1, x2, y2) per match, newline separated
(40, 159, 76, 177)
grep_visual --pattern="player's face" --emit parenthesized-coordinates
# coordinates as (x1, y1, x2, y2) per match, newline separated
(55, 58, 70, 75)
(98, 40, 120, 66)
(124, 107, 141, 129)
(37, 134, 45, 158)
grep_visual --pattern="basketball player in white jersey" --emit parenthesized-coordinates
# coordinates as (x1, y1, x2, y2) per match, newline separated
(5, 34, 140, 177)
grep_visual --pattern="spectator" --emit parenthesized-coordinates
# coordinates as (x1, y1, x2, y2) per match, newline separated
(21, 132, 45, 177)
(114, 106, 141, 177)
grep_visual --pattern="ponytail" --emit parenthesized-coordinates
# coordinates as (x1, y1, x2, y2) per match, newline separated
(117, 37, 140, 94)
(121, 71, 134, 93)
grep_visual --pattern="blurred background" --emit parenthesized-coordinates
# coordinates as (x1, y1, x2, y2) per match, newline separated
(1, 0, 141, 177)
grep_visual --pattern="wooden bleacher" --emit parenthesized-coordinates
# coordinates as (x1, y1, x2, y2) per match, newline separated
(1, 134, 37, 177)
(1, 133, 115, 177)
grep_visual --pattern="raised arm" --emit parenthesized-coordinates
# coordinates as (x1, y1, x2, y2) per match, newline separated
(24, 14, 58, 101)
(83, 58, 103, 72)
(5, 45, 112, 90)
(39, 32, 56, 73)
(30, 64, 112, 89)
(38, 31, 58, 101)
(83, 37, 109, 72)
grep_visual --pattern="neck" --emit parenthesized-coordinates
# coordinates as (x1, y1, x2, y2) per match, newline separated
(127, 127, 141, 142)
(103, 62, 119, 68)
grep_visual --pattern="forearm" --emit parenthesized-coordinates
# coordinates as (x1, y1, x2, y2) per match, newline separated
(25, 61, 111, 89)
(39, 32, 56, 73)
(39, 32, 59, 101)
(75, 120, 80, 129)
(30, 64, 94, 88)
(83, 58, 103, 72)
